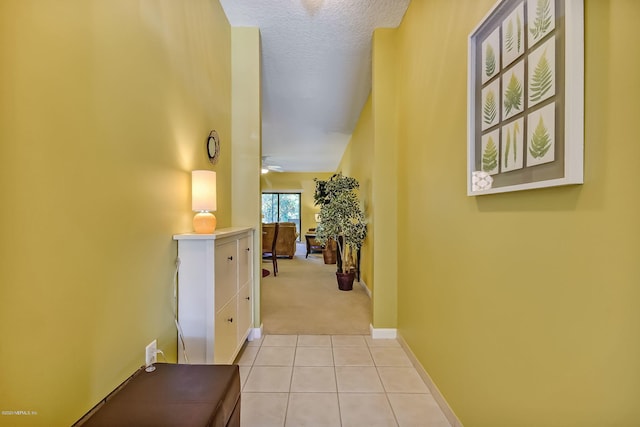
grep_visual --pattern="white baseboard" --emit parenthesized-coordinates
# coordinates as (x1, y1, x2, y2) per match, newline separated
(397, 334, 463, 427)
(249, 324, 263, 341)
(359, 280, 372, 298)
(369, 324, 397, 339)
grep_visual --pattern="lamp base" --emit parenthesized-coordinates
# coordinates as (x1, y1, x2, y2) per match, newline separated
(193, 212, 217, 234)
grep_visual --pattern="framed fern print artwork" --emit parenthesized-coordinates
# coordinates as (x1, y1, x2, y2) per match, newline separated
(467, 0, 584, 195)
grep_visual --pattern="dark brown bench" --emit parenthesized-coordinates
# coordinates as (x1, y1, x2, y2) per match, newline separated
(75, 363, 240, 427)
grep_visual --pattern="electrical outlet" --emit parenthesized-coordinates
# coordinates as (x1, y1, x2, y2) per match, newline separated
(145, 340, 157, 368)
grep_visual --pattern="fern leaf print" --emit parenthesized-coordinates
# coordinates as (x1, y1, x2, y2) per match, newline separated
(483, 91, 497, 125)
(529, 116, 552, 158)
(503, 120, 524, 172)
(504, 130, 512, 168)
(513, 121, 520, 162)
(485, 44, 496, 77)
(530, 0, 552, 41)
(517, 14, 522, 51)
(483, 137, 498, 172)
(530, 50, 553, 102)
(505, 20, 514, 52)
(504, 74, 523, 115)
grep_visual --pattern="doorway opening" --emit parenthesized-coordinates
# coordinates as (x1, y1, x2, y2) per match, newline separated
(261, 192, 301, 241)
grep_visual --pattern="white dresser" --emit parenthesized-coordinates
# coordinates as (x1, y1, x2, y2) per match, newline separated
(173, 227, 254, 364)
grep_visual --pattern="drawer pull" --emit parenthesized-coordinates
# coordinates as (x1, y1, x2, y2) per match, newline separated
(246, 247, 250, 252)
(227, 317, 234, 323)
(227, 256, 233, 261)
(245, 296, 250, 301)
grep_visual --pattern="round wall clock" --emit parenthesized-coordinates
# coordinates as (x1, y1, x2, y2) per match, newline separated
(206, 130, 220, 164)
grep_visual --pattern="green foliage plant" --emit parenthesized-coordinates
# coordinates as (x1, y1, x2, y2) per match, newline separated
(313, 174, 367, 274)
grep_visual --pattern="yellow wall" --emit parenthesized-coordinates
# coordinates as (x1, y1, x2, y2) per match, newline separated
(231, 27, 263, 325)
(261, 172, 333, 234)
(390, 0, 640, 425)
(0, 1, 231, 425)
(335, 28, 403, 326)
(338, 30, 401, 327)
(371, 29, 399, 329)
(337, 97, 374, 293)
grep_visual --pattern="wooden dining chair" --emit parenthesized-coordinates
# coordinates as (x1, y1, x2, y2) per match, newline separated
(261, 223, 279, 276)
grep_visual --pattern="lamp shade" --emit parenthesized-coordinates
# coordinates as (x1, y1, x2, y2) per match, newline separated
(192, 170, 216, 212)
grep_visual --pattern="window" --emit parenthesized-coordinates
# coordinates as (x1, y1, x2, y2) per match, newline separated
(262, 193, 301, 240)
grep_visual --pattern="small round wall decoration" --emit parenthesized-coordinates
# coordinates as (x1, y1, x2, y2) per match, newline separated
(206, 130, 220, 164)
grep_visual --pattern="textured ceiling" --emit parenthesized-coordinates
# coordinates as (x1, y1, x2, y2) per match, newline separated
(220, 0, 409, 172)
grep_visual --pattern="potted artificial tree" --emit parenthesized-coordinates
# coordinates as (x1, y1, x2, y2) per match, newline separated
(313, 178, 336, 264)
(314, 173, 367, 291)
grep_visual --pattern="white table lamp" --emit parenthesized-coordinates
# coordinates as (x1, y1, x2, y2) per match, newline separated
(192, 170, 217, 233)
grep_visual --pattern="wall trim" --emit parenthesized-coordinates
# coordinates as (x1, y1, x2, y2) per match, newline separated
(249, 324, 263, 341)
(359, 279, 372, 298)
(397, 334, 464, 427)
(369, 324, 397, 339)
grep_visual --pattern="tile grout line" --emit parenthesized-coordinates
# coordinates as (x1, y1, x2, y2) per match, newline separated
(330, 337, 344, 427)
(282, 336, 297, 427)
(243, 334, 442, 427)
(368, 338, 401, 427)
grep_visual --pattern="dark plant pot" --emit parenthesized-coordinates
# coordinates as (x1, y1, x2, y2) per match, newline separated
(323, 248, 336, 264)
(336, 271, 355, 291)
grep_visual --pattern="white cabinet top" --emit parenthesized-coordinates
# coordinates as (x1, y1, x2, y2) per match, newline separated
(173, 226, 253, 241)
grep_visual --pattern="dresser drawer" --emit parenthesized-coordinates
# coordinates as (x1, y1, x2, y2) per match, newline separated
(214, 240, 238, 311)
(238, 235, 251, 288)
(214, 296, 238, 364)
(237, 283, 252, 344)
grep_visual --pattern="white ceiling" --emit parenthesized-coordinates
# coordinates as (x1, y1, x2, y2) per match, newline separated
(219, 0, 409, 172)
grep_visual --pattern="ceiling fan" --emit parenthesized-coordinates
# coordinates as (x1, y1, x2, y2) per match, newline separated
(261, 156, 283, 174)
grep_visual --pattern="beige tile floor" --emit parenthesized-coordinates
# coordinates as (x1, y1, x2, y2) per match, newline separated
(236, 334, 451, 427)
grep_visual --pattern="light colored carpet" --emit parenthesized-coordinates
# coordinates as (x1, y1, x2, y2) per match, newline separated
(261, 243, 371, 335)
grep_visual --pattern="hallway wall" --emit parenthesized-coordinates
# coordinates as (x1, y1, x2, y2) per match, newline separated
(390, 0, 640, 425)
(0, 1, 232, 424)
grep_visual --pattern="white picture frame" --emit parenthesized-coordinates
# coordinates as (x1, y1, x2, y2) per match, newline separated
(467, 0, 583, 196)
